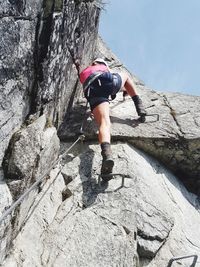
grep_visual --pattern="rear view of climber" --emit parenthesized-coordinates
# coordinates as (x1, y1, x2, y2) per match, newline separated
(79, 58, 146, 180)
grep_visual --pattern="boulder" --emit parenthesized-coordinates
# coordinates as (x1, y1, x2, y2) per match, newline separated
(3, 115, 60, 199)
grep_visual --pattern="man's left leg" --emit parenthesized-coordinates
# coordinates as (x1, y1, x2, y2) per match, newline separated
(118, 72, 146, 117)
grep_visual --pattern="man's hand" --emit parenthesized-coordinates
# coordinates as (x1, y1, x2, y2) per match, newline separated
(123, 90, 128, 97)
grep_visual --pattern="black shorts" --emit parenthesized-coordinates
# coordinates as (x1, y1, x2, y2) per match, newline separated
(85, 72, 122, 111)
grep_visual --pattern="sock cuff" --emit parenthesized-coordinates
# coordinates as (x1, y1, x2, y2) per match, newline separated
(101, 142, 110, 149)
(131, 95, 139, 102)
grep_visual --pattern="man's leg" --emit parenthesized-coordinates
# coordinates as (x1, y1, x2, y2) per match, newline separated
(118, 72, 146, 116)
(92, 102, 114, 176)
(92, 102, 111, 143)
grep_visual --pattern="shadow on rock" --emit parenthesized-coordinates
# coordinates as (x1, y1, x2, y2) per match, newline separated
(110, 115, 159, 126)
(110, 115, 140, 128)
(79, 147, 108, 208)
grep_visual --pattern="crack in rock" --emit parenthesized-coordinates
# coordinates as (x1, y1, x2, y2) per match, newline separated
(138, 229, 164, 242)
(0, 15, 33, 20)
(162, 94, 184, 136)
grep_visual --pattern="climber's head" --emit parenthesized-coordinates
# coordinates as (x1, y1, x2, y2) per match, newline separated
(92, 58, 108, 67)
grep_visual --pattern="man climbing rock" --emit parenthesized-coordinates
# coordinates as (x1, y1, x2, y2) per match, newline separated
(79, 58, 146, 180)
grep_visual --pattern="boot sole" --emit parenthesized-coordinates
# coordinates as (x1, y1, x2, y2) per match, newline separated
(139, 115, 146, 123)
(101, 159, 114, 177)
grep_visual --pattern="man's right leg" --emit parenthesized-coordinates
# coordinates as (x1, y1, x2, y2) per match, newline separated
(92, 102, 114, 176)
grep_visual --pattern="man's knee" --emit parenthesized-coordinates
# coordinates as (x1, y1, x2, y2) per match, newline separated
(99, 115, 110, 131)
(102, 116, 111, 127)
(118, 72, 128, 87)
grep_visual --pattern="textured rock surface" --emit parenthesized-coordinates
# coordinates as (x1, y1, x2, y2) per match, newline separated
(3, 114, 60, 199)
(0, 1, 101, 263)
(0, 0, 100, 165)
(0, 170, 12, 264)
(36, 1, 100, 126)
(2, 143, 200, 267)
(0, 114, 60, 262)
(0, 0, 42, 165)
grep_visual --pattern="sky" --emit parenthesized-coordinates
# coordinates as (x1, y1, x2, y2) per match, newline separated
(99, 0, 200, 96)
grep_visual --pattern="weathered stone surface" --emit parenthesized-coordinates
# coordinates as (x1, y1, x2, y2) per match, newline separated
(0, 0, 100, 166)
(2, 167, 66, 267)
(0, 16, 37, 165)
(2, 143, 200, 267)
(0, 0, 42, 17)
(3, 115, 60, 198)
(0, 112, 59, 262)
(35, 1, 101, 127)
(2, 144, 138, 267)
(0, 0, 43, 165)
(132, 145, 200, 266)
(0, 1, 101, 265)
(0, 170, 12, 263)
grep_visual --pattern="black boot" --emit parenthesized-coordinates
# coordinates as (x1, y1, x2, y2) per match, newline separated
(132, 95, 146, 116)
(100, 142, 114, 177)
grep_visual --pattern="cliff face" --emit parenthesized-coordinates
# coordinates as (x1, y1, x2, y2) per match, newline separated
(0, 0, 100, 165)
(0, 0, 101, 263)
(1, 1, 200, 267)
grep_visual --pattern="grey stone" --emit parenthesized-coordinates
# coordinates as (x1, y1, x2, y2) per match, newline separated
(0, 1, 101, 264)
(0, 0, 42, 17)
(0, 170, 12, 263)
(6, 180, 23, 202)
(2, 143, 138, 267)
(0, 0, 43, 166)
(36, 1, 100, 128)
(2, 143, 200, 267)
(3, 115, 60, 198)
(0, 0, 100, 166)
(0, 16, 37, 165)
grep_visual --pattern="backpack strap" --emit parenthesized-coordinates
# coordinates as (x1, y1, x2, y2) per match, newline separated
(83, 71, 106, 92)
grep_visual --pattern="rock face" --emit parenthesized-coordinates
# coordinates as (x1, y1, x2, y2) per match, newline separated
(2, 143, 200, 267)
(0, 0, 101, 263)
(35, 0, 100, 126)
(60, 37, 200, 195)
(1, 1, 200, 267)
(0, 114, 60, 262)
(0, 0, 100, 165)
(0, 0, 43, 165)
(3, 114, 60, 199)
(0, 170, 12, 264)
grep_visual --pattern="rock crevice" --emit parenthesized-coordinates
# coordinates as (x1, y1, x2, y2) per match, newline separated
(162, 94, 184, 137)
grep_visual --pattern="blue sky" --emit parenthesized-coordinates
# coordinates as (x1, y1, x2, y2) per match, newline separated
(99, 0, 200, 96)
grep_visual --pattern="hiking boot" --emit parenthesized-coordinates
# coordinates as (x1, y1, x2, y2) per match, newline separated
(101, 157, 114, 175)
(132, 95, 146, 116)
(100, 142, 114, 176)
